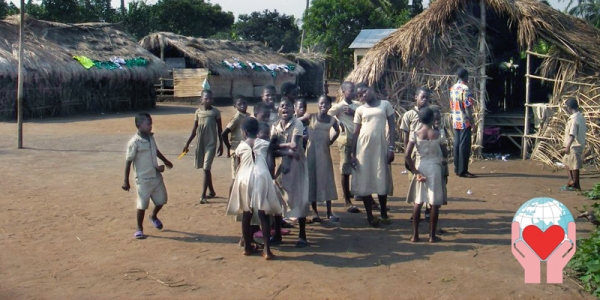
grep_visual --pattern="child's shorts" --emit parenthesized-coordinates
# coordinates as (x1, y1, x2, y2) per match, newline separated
(136, 175, 168, 210)
(563, 149, 583, 170)
(231, 154, 239, 179)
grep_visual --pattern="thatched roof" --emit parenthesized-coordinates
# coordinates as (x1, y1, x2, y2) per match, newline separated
(0, 15, 167, 82)
(140, 32, 305, 79)
(347, 0, 600, 85)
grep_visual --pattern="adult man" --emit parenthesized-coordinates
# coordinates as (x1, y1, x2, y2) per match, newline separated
(450, 68, 476, 178)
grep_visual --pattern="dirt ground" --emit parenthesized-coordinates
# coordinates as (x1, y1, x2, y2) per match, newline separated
(1, 103, 598, 300)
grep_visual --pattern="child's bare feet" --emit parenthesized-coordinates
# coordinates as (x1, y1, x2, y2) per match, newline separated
(411, 236, 419, 242)
(262, 250, 275, 260)
(429, 236, 441, 243)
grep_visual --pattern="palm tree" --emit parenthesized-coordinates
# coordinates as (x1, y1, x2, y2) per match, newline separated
(300, 0, 309, 53)
(567, 0, 600, 28)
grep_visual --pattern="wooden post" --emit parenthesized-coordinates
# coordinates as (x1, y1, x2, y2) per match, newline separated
(522, 50, 531, 160)
(476, 0, 487, 157)
(17, 0, 25, 149)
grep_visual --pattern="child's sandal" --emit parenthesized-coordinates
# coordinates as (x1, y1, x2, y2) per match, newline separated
(200, 198, 208, 204)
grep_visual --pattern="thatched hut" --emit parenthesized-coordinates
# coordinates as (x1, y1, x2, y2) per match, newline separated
(282, 52, 327, 98)
(140, 32, 304, 100)
(0, 15, 167, 119)
(346, 0, 600, 169)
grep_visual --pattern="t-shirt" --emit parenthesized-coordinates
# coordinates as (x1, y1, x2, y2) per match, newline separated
(328, 99, 361, 145)
(564, 111, 587, 151)
(126, 133, 159, 181)
(226, 111, 250, 151)
(400, 106, 421, 134)
(271, 117, 304, 149)
(449, 80, 474, 129)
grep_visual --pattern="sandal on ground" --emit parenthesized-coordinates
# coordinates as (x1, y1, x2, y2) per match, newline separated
(207, 191, 216, 199)
(346, 205, 361, 213)
(311, 217, 322, 223)
(560, 185, 578, 191)
(150, 217, 163, 230)
(134, 231, 145, 239)
(380, 217, 391, 225)
(295, 238, 309, 248)
(429, 236, 442, 243)
(200, 198, 208, 204)
(368, 218, 380, 228)
(459, 172, 477, 178)
(327, 215, 340, 222)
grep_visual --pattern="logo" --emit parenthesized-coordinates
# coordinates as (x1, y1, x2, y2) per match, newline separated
(511, 197, 576, 284)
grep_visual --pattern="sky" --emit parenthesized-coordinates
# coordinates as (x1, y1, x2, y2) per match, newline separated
(11, 0, 571, 18)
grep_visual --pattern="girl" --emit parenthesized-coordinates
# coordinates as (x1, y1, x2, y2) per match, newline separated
(226, 118, 283, 260)
(298, 95, 340, 222)
(350, 84, 396, 227)
(405, 107, 448, 243)
(183, 90, 223, 204)
(430, 105, 449, 206)
(271, 99, 310, 247)
(294, 99, 309, 149)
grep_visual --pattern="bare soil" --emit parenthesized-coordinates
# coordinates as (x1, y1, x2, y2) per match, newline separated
(0, 103, 597, 299)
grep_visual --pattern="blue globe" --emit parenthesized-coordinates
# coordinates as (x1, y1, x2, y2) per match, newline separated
(513, 197, 574, 241)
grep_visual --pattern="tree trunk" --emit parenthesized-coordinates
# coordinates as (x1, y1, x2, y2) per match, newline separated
(299, 0, 309, 53)
(121, 0, 125, 15)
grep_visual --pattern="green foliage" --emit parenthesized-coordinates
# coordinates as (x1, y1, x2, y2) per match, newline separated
(234, 9, 300, 53)
(303, 0, 404, 79)
(42, 0, 81, 23)
(0, 0, 19, 19)
(569, 202, 600, 297)
(567, 0, 600, 28)
(584, 183, 600, 200)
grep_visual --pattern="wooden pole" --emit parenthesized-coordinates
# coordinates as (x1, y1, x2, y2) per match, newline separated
(522, 50, 531, 160)
(476, 0, 487, 157)
(17, 0, 25, 149)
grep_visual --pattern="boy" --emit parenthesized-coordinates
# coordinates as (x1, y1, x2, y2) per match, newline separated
(254, 102, 271, 123)
(562, 98, 587, 191)
(123, 113, 173, 239)
(328, 82, 361, 213)
(261, 85, 279, 126)
(401, 88, 431, 221)
(222, 96, 250, 187)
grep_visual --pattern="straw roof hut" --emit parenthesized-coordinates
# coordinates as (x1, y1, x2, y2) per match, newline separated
(346, 0, 600, 169)
(282, 52, 327, 98)
(140, 32, 304, 99)
(0, 15, 167, 119)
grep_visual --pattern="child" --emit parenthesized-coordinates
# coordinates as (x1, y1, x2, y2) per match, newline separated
(405, 107, 448, 243)
(226, 118, 283, 260)
(183, 89, 223, 204)
(400, 88, 431, 221)
(294, 98, 309, 149)
(561, 98, 587, 191)
(122, 113, 173, 239)
(261, 85, 279, 126)
(253, 102, 271, 123)
(350, 83, 396, 227)
(431, 106, 449, 205)
(328, 81, 361, 213)
(271, 98, 310, 247)
(299, 95, 340, 222)
(222, 96, 250, 192)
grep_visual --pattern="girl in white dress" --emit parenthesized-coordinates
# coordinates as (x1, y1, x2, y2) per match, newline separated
(350, 83, 396, 227)
(226, 118, 283, 259)
(405, 107, 448, 243)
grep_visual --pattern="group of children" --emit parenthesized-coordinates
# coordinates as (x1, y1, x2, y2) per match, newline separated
(122, 77, 589, 258)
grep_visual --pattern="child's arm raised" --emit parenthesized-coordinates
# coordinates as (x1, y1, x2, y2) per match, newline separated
(216, 117, 224, 157)
(221, 128, 232, 157)
(122, 160, 132, 191)
(330, 119, 340, 145)
(183, 121, 199, 153)
(156, 149, 173, 169)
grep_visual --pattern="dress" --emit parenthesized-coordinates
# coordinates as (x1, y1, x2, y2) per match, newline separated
(351, 100, 395, 196)
(406, 131, 446, 206)
(194, 107, 221, 170)
(271, 117, 310, 218)
(307, 115, 338, 203)
(226, 140, 283, 216)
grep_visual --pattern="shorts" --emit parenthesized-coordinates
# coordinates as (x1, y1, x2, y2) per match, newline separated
(135, 175, 168, 210)
(563, 149, 583, 170)
(339, 144, 353, 175)
(231, 154, 239, 179)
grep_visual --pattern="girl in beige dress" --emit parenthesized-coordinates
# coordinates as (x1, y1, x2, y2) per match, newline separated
(350, 84, 396, 227)
(299, 96, 340, 222)
(405, 107, 448, 243)
(270, 98, 310, 247)
(183, 90, 223, 204)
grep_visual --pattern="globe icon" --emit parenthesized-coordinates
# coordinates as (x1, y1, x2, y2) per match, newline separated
(513, 197, 574, 242)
